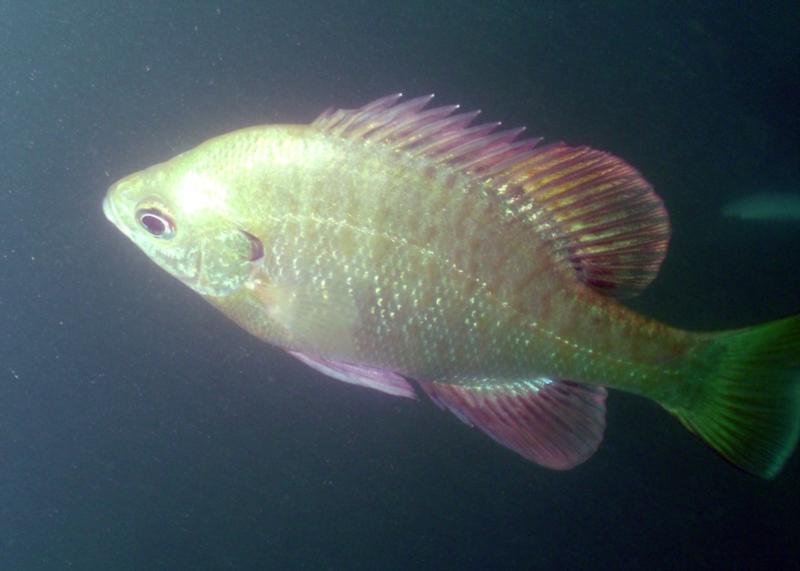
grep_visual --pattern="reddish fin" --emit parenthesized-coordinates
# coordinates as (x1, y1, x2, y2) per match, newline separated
(504, 143, 670, 297)
(418, 378, 607, 469)
(311, 93, 542, 178)
(289, 351, 416, 399)
(312, 94, 670, 297)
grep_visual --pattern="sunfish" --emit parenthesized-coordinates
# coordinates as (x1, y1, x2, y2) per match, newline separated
(722, 191, 800, 220)
(103, 94, 800, 478)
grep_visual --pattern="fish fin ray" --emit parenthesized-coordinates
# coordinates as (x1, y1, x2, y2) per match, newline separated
(312, 94, 669, 297)
(505, 143, 671, 297)
(671, 314, 800, 479)
(288, 352, 416, 399)
(418, 378, 607, 469)
(310, 94, 541, 177)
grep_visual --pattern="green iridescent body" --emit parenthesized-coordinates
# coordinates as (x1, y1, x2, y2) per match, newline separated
(113, 125, 699, 405)
(104, 95, 800, 478)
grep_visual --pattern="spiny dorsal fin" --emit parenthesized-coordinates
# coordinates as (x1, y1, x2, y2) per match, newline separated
(311, 93, 542, 178)
(312, 94, 670, 297)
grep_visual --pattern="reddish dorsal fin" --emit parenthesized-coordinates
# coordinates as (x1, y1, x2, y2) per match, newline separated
(311, 93, 543, 178)
(311, 94, 670, 297)
(502, 144, 670, 297)
(417, 378, 607, 469)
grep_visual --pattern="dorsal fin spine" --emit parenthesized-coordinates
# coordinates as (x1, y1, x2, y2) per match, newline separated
(369, 104, 460, 142)
(361, 92, 404, 113)
(444, 128, 516, 162)
(311, 94, 671, 298)
(410, 110, 472, 143)
(343, 94, 433, 137)
(463, 137, 541, 175)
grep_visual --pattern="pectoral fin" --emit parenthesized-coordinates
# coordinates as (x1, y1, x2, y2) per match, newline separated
(418, 378, 607, 469)
(247, 276, 359, 356)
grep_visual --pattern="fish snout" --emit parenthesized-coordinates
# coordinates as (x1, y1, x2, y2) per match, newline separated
(102, 192, 118, 224)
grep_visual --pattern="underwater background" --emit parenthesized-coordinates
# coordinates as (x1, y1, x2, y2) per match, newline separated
(1, 1, 798, 569)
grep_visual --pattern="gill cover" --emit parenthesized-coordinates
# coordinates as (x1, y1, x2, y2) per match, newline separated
(105, 165, 263, 298)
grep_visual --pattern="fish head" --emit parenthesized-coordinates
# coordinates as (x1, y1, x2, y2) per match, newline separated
(103, 158, 264, 298)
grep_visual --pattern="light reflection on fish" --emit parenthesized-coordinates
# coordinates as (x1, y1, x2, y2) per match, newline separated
(103, 94, 800, 478)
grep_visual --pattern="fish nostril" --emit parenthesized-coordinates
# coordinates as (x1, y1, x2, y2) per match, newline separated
(241, 230, 264, 262)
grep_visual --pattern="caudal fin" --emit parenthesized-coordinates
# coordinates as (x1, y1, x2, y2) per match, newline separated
(673, 314, 800, 478)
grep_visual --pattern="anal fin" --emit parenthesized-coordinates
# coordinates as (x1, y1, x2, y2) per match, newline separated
(418, 378, 607, 469)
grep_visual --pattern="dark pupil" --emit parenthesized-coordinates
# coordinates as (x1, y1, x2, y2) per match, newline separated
(139, 211, 168, 235)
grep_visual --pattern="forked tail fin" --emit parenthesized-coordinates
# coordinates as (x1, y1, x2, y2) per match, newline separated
(672, 314, 800, 478)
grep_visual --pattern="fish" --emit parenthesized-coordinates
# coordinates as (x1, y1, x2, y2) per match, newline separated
(103, 94, 800, 478)
(722, 191, 800, 221)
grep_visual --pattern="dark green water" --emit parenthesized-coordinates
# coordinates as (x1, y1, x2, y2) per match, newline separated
(1, 2, 797, 569)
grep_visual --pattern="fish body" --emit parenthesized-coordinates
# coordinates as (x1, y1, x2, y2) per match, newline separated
(104, 94, 800, 477)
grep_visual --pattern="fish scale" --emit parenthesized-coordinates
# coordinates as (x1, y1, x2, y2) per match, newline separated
(104, 94, 800, 478)
(247, 134, 671, 389)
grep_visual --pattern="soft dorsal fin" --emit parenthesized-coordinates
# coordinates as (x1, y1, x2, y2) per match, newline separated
(312, 94, 670, 297)
(503, 143, 670, 297)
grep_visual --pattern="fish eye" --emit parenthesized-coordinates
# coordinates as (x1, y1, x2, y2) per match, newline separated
(136, 208, 176, 239)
